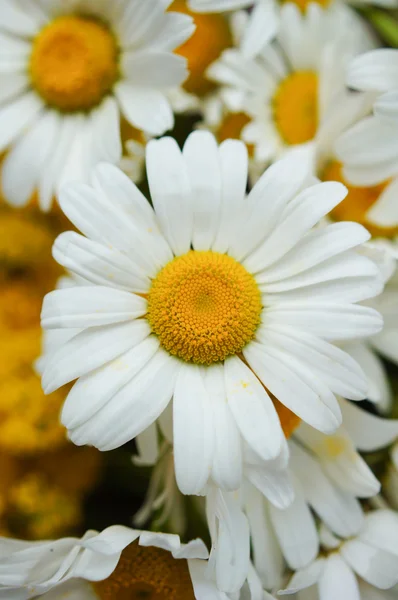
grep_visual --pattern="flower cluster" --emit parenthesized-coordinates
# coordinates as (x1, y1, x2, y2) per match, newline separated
(0, 0, 398, 599)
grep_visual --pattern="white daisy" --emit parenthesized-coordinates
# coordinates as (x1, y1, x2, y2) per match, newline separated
(188, 0, 384, 58)
(206, 3, 372, 166)
(335, 50, 398, 231)
(279, 509, 398, 599)
(0, 0, 194, 211)
(0, 524, 210, 599)
(41, 131, 383, 497)
(343, 248, 398, 411)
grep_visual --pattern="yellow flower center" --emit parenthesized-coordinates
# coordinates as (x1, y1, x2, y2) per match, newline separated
(170, 0, 232, 96)
(147, 251, 262, 365)
(93, 542, 195, 600)
(30, 15, 119, 112)
(322, 161, 397, 238)
(280, 0, 331, 12)
(273, 71, 318, 145)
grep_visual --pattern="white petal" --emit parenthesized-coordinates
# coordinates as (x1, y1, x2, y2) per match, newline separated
(204, 364, 242, 491)
(343, 341, 391, 409)
(367, 177, 398, 228)
(69, 348, 178, 451)
(143, 13, 195, 52)
(224, 355, 283, 461)
(59, 183, 172, 277)
(342, 539, 398, 589)
(244, 485, 285, 590)
(339, 397, 398, 452)
(269, 477, 319, 569)
(0, 92, 43, 153)
(374, 90, 398, 120)
(359, 510, 398, 557)
(244, 342, 342, 434)
(240, 1, 279, 58)
(319, 554, 360, 600)
(115, 83, 173, 136)
(278, 559, 325, 595)
(2, 109, 59, 207)
(254, 326, 368, 400)
(88, 97, 122, 166)
(173, 365, 214, 495)
(246, 464, 294, 510)
(122, 50, 188, 88)
(90, 162, 157, 228)
(262, 302, 382, 342)
(0, 0, 42, 36)
(256, 222, 371, 284)
(53, 231, 151, 293)
(183, 131, 222, 251)
(62, 337, 159, 430)
(228, 150, 310, 262)
(42, 286, 147, 329)
(347, 49, 398, 93)
(290, 441, 365, 537)
(0, 72, 27, 105)
(43, 320, 151, 394)
(243, 182, 348, 274)
(188, 559, 226, 600)
(212, 139, 248, 254)
(146, 136, 193, 256)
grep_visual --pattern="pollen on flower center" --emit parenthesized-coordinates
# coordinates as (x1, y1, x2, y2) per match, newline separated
(322, 160, 397, 238)
(147, 251, 262, 365)
(30, 15, 119, 112)
(93, 542, 195, 599)
(273, 71, 318, 145)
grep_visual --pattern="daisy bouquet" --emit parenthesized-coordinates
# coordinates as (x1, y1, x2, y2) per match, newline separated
(0, 1, 397, 599)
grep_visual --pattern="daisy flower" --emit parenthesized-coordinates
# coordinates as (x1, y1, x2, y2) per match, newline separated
(0, 525, 210, 599)
(279, 509, 398, 599)
(207, 4, 373, 167)
(335, 49, 398, 232)
(188, 0, 384, 58)
(41, 131, 383, 496)
(0, 0, 194, 211)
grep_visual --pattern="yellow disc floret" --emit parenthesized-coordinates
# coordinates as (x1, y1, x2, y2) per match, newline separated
(170, 0, 232, 96)
(273, 71, 318, 145)
(30, 15, 119, 112)
(322, 160, 397, 238)
(147, 251, 262, 365)
(93, 542, 195, 600)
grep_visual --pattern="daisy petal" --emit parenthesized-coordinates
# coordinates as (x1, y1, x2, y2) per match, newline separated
(62, 336, 160, 430)
(42, 320, 151, 394)
(146, 137, 193, 256)
(183, 131, 222, 251)
(224, 355, 283, 461)
(41, 286, 147, 329)
(243, 182, 348, 273)
(2, 110, 60, 207)
(122, 51, 188, 88)
(0, 92, 43, 153)
(244, 342, 342, 434)
(173, 365, 214, 495)
(347, 49, 398, 93)
(53, 231, 151, 293)
(69, 349, 178, 451)
(204, 364, 242, 491)
(269, 478, 319, 570)
(319, 555, 360, 600)
(228, 151, 309, 262)
(115, 83, 173, 136)
(212, 139, 248, 254)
